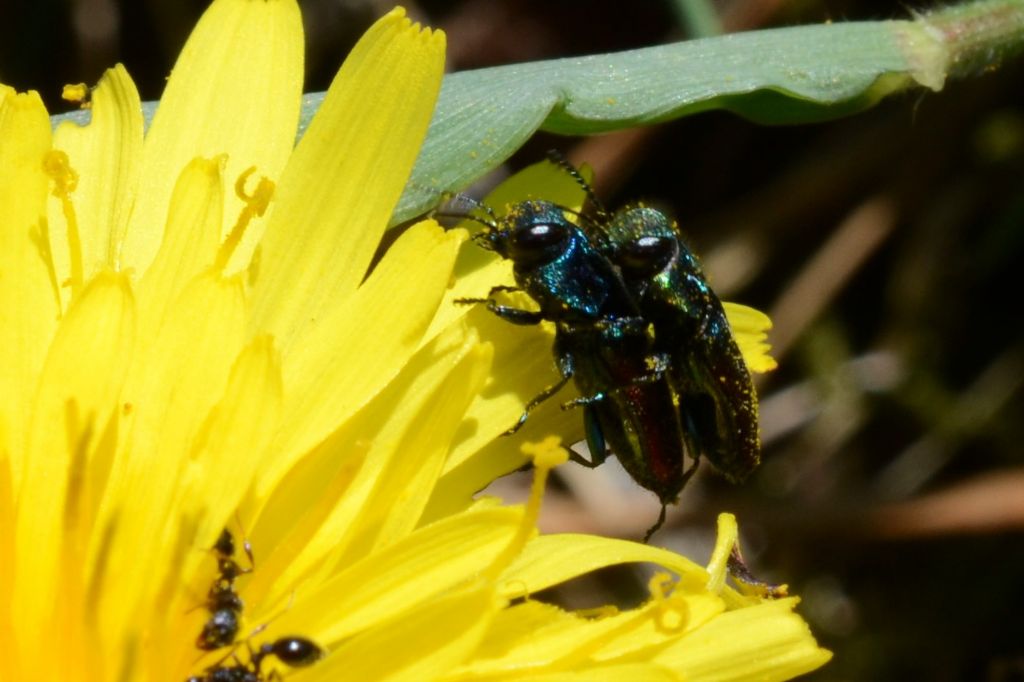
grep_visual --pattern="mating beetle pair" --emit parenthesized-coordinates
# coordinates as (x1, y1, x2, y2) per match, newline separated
(460, 154, 764, 538)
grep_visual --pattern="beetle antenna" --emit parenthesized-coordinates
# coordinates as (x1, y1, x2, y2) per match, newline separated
(431, 191, 499, 232)
(557, 205, 613, 252)
(546, 149, 609, 222)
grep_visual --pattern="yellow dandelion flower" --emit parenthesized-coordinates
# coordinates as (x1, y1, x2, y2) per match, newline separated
(0, 1, 828, 680)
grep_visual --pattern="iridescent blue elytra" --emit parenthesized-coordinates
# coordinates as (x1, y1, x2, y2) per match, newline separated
(459, 200, 698, 536)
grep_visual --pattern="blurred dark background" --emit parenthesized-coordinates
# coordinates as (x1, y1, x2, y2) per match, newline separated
(5, 1, 1021, 680)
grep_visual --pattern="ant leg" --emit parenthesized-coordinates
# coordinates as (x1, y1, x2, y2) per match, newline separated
(194, 640, 244, 670)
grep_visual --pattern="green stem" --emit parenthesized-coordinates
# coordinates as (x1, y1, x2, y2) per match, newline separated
(900, 0, 1024, 89)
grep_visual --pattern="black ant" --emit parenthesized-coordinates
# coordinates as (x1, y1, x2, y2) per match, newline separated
(186, 635, 324, 682)
(196, 528, 254, 650)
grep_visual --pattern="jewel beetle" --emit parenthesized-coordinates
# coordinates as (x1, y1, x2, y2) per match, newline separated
(459, 199, 699, 537)
(546, 151, 763, 483)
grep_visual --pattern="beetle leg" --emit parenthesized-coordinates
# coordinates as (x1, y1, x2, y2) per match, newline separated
(559, 391, 606, 410)
(513, 444, 601, 472)
(453, 296, 487, 305)
(576, 406, 610, 468)
(568, 446, 606, 468)
(487, 284, 521, 295)
(680, 450, 700, 486)
(485, 300, 545, 325)
(643, 453, 700, 543)
(643, 505, 668, 543)
(453, 296, 545, 325)
(505, 373, 572, 435)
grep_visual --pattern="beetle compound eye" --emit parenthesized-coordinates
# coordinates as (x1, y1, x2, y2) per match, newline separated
(508, 221, 569, 265)
(619, 235, 676, 279)
(524, 222, 566, 247)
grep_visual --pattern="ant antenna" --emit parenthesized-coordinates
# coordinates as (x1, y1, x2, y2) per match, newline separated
(232, 512, 255, 569)
(546, 149, 609, 222)
(242, 589, 297, 641)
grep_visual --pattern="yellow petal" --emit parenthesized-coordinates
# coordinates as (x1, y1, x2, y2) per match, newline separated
(447, 603, 673, 678)
(245, 320, 487, 606)
(13, 270, 134, 672)
(308, 584, 497, 682)
(447, 311, 574, 476)
(137, 156, 225, 334)
(49, 65, 143, 298)
(120, 0, 303, 275)
(238, 428, 369, 610)
(266, 506, 522, 643)
(0, 86, 60, 486)
(653, 598, 832, 681)
(501, 534, 712, 598)
(448, 588, 722, 680)
(424, 309, 581, 523)
(723, 302, 777, 373)
(498, 663, 681, 682)
(592, 594, 723, 660)
(704, 513, 738, 595)
(262, 220, 461, 495)
(360, 330, 492, 553)
(95, 270, 246, 639)
(153, 334, 283, 674)
(0, 452, 13, 680)
(178, 334, 283, 557)
(250, 8, 445, 346)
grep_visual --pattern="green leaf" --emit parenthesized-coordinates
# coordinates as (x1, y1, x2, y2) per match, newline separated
(383, 22, 918, 223)
(49, 0, 1024, 225)
(379, 0, 1023, 223)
